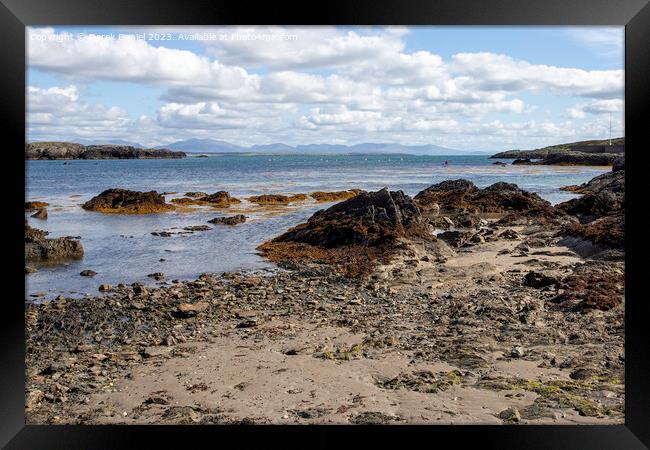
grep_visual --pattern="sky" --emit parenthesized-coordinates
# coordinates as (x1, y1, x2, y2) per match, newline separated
(26, 26, 624, 151)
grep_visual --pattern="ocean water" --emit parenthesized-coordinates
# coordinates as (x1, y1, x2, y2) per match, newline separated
(25, 153, 609, 299)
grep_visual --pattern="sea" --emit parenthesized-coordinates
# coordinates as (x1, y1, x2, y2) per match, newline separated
(25, 153, 610, 300)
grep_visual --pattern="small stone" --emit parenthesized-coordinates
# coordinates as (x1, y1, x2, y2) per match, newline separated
(176, 302, 209, 316)
(25, 266, 38, 274)
(499, 407, 521, 423)
(142, 346, 173, 358)
(31, 208, 48, 220)
(133, 285, 148, 296)
(510, 346, 526, 358)
(98, 284, 112, 292)
(80, 270, 97, 277)
(236, 319, 258, 328)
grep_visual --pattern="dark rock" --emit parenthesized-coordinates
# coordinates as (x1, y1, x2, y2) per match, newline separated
(176, 302, 209, 317)
(80, 270, 97, 277)
(247, 194, 308, 205)
(208, 215, 247, 225)
(498, 229, 520, 240)
(267, 188, 429, 248)
(25, 223, 83, 262)
(171, 191, 240, 207)
(414, 180, 550, 215)
(26, 142, 185, 160)
(183, 225, 211, 232)
(437, 230, 475, 248)
(25, 201, 49, 211)
(83, 189, 174, 214)
(185, 191, 207, 198)
(31, 208, 48, 220)
(98, 284, 112, 292)
(523, 271, 558, 288)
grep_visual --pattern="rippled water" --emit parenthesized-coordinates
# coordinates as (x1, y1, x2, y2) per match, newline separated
(25, 153, 609, 299)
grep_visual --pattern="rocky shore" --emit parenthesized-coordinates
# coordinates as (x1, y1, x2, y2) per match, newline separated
(25, 169, 625, 425)
(491, 138, 624, 166)
(26, 142, 186, 160)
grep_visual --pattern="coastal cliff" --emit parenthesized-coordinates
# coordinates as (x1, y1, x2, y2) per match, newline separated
(26, 142, 186, 160)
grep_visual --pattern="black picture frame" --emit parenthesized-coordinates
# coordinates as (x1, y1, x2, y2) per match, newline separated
(2, 0, 648, 447)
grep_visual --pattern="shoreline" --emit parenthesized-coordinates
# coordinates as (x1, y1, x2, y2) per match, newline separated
(25, 174, 625, 425)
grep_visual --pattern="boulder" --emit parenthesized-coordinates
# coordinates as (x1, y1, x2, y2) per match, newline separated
(31, 208, 48, 220)
(267, 188, 429, 248)
(437, 230, 476, 248)
(25, 223, 83, 262)
(208, 214, 247, 225)
(524, 271, 559, 288)
(414, 179, 550, 215)
(247, 194, 308, 205)
(310, 190, 364, 203)
(25, 201, 49, 211)
(176, 302, 210, 317)
(557, 170, 624, 250)
(83, 188, 174, 214)
(258, 188, 438, 277)
(171, 191, 240, 207)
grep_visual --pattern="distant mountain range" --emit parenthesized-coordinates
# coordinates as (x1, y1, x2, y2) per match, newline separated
(152, 138, 491, 155)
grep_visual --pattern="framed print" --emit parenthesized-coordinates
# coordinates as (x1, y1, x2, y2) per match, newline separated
(2, 0, 649, 447)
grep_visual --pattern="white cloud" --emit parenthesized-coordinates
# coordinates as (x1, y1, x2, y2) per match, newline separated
(568, 98, 623, 119)
(450, 52, 622, 99)
(27, 27, 625, 150)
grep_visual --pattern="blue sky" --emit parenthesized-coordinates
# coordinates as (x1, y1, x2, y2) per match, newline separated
(26, 26, 624, 150)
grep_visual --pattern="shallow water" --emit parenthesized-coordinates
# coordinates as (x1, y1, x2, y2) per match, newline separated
(25, 153, 609, 299)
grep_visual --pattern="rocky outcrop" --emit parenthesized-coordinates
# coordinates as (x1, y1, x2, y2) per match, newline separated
(247, 194, 308, 205)
(490, 138, 624, 162)
(258, 188, 436, 277)
(414, 180, 551, 215)
(82, 189, 174, 214)
(310, 190, 364, 202)
(31, 208, 48, 220)
(171, 191, 240, 207)
(513, 152, 620, 166)
(25, 222, 83, 262)
(560, 170, 624, 195)
(26, 142, 186, 160)
(25, 201, 49, 211)
(557, 170, 625, 252)
(270, 188, 429, 248)
(208, 215, 247, 225)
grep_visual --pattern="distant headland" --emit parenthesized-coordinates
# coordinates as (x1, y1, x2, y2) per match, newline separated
(25, 142, 186, 160)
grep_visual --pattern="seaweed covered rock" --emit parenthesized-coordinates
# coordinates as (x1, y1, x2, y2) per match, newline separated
(310, 190, 365, 203)
(258, 188, 436, 277)
(25, 201, 49, 211)
(25, 222, 83, 262)
(551, 262, 624, 311)
(83, 189, 174, 214)
(247, 194, 308, 205)
(269, 188, 429, 248)
(208, 215, 247, 225)
(171, 191, 240, 207)
(559, 170, 624, 196)
(415, 179, 551, 216)
(557, 170, 625, 254)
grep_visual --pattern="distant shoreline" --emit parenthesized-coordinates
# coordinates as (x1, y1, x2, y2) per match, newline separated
(25, 142, 186, 160)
